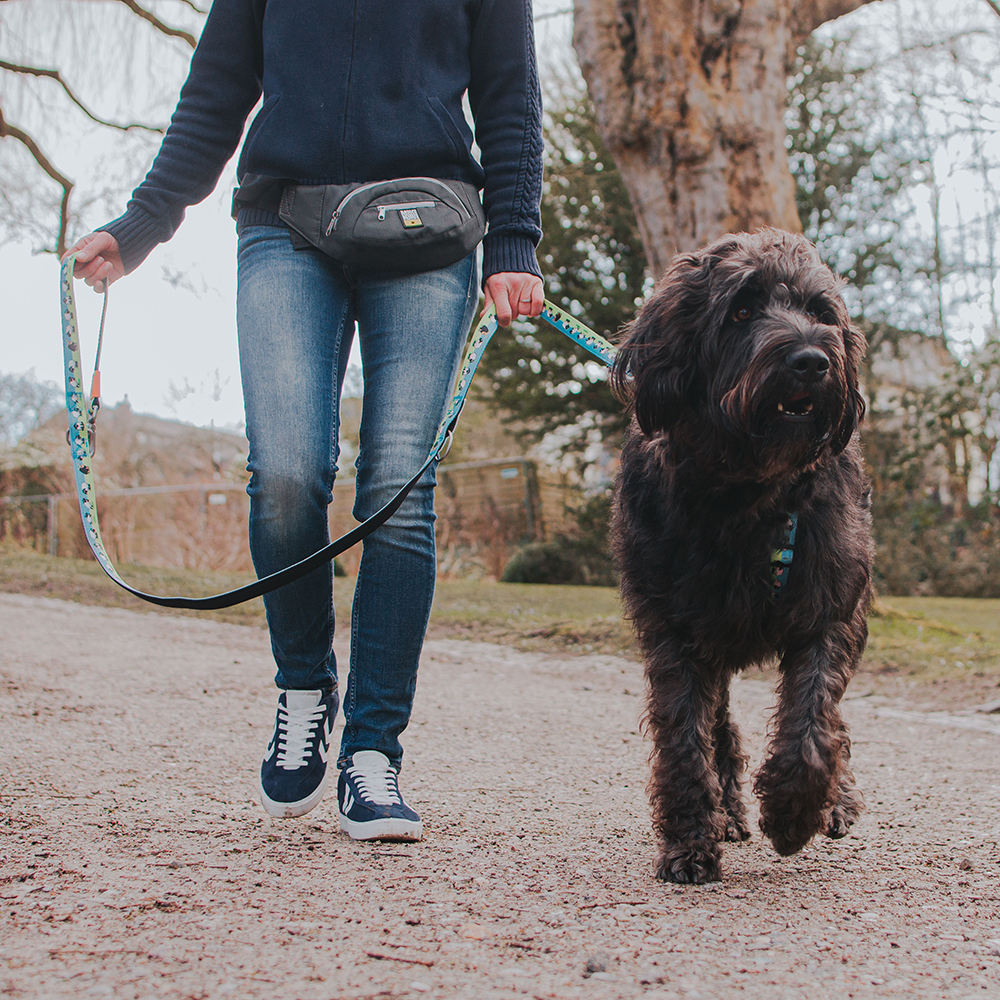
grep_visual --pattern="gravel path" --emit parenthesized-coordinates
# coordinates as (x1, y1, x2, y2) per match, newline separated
(2, 593, 999, 999)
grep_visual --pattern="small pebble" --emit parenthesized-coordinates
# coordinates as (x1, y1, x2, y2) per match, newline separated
(585, 952, 609, 974)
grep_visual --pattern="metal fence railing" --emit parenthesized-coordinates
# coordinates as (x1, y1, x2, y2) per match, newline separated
(1, 457, 562, 577)
(1, 482, 248, 557)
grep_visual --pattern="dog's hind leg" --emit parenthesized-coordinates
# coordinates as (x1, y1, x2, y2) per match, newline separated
(825, 721, 864, 839)
(753, 622, 861, 856)
(713, 682, 751, 843)
(645, 652, 728, 883)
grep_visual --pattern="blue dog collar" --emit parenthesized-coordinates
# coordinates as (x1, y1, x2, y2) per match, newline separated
(770, 513, 798, 598)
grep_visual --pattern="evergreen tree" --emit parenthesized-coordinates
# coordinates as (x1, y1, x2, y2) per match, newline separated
(478, 77, 649, 480)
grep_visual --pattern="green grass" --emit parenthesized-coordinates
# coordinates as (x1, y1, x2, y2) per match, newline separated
(0, 545, 271, 628)
(866, 596, 1000, 682)
(0, 545, 632, 652)
(430, 578, 631, 655)
(3, 545, 999, 683)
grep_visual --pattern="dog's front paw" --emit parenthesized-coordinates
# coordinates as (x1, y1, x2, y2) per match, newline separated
(758, 790, 825, 855)
(654, 843, 722, 884)
(755, 761, 831, 856)
(760, 816, 818, 856)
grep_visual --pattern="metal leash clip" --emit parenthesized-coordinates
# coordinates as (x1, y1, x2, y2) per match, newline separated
(65, 281, 108, 459)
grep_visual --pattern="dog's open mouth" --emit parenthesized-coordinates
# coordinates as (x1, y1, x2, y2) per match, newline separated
(777, 391, 814, 418)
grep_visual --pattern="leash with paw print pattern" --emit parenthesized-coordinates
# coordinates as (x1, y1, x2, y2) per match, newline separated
(59, 254, 618, 608)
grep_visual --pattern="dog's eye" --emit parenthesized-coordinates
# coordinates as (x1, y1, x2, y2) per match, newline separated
(732, 305, 753, 322)
(807, 303, 836, 324)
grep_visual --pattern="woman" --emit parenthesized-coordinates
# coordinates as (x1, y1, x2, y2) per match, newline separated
(66, 0, 544, 841)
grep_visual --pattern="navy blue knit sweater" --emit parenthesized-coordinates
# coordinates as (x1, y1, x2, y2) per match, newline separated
(101, 0, 543, 280)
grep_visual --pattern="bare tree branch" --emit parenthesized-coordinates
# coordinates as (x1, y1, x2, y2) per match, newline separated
(981, 0, 1000, 19)
(114, 0, 198, 48)
(896, 29, 993, 54)
(0, 104, 73, 256)
(0, 60, 165, 133)
(0, 0, 206, 252)
(789, 0, 885, 41)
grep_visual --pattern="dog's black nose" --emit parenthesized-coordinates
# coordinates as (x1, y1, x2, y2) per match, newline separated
(786, 346, 830, 382)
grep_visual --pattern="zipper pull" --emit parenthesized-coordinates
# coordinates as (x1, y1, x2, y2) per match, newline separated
(325, 210, 340, 237)
(377, 206, 387, 221)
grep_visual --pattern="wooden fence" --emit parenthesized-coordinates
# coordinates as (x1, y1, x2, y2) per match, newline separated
(1, 458, 579, 580)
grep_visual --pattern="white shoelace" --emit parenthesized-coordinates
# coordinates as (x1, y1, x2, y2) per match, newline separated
(276, 701, 326, 770)
(348, 763, 402, 806)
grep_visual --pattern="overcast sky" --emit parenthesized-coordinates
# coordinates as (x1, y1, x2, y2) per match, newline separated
(1, 1, 575, 431)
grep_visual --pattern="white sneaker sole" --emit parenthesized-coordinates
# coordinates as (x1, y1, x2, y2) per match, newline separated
(338, 811, 423, 842)
(260, 770, 328, 818)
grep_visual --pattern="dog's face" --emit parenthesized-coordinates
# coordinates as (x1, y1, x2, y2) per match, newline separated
(612, 229, 866, 478)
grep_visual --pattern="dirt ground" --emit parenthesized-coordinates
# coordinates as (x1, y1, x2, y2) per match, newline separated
(2, 592, 999, 1000)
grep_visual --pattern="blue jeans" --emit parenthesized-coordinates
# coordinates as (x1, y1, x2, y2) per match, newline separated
(236, 225, 479, 769)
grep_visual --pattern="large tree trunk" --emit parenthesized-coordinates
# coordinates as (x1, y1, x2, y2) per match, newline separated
(572, 0, 883, 276)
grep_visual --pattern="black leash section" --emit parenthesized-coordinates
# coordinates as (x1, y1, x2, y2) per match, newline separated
(118, 431, 449, 610)
(60, 253, 616, 609)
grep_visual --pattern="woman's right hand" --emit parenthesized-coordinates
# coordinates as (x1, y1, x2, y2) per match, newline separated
(62, 231, 125, 291)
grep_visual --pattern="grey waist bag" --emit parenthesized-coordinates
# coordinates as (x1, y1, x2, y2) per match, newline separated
(277, 176, 486, 273)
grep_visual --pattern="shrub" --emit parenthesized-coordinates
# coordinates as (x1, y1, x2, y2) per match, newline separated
(501, 490, 618, 588)
(501, 542, 586, 585)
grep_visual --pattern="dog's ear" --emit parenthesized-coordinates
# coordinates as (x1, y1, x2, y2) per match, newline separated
(831, 321, 868, 454)
(632, 357, 696, 436)
(612, 254, 707, 435)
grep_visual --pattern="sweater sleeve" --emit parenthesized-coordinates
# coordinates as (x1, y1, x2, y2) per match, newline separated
(469, 0, 544, 281)
(99, 0, 266, 273)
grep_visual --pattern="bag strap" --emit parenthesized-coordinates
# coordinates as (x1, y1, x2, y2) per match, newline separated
(59, 254, 617, 608)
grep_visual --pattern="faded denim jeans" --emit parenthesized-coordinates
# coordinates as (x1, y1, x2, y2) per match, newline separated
(236, 225, 479, 769)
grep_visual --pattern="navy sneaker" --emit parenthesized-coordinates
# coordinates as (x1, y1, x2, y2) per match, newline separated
(259, 688, 337, 818)
(337, 750, 423, 841)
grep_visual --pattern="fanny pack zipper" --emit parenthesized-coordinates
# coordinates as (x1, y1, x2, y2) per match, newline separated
(375, 201, 435, 220)
(326, 176, 468, 236)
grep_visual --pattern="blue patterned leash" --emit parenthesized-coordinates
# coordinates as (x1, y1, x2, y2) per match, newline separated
(60, 254, 618, 609)
(429, 298, 617, 456)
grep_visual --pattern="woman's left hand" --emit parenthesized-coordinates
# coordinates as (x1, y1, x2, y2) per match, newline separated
(483, 272, 544, 327)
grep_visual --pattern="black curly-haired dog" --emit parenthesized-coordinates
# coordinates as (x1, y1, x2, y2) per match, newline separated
(611, 229, 873, 884)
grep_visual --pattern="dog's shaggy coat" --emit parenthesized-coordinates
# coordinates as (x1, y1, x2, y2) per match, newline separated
(611, 229, 872, 884)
